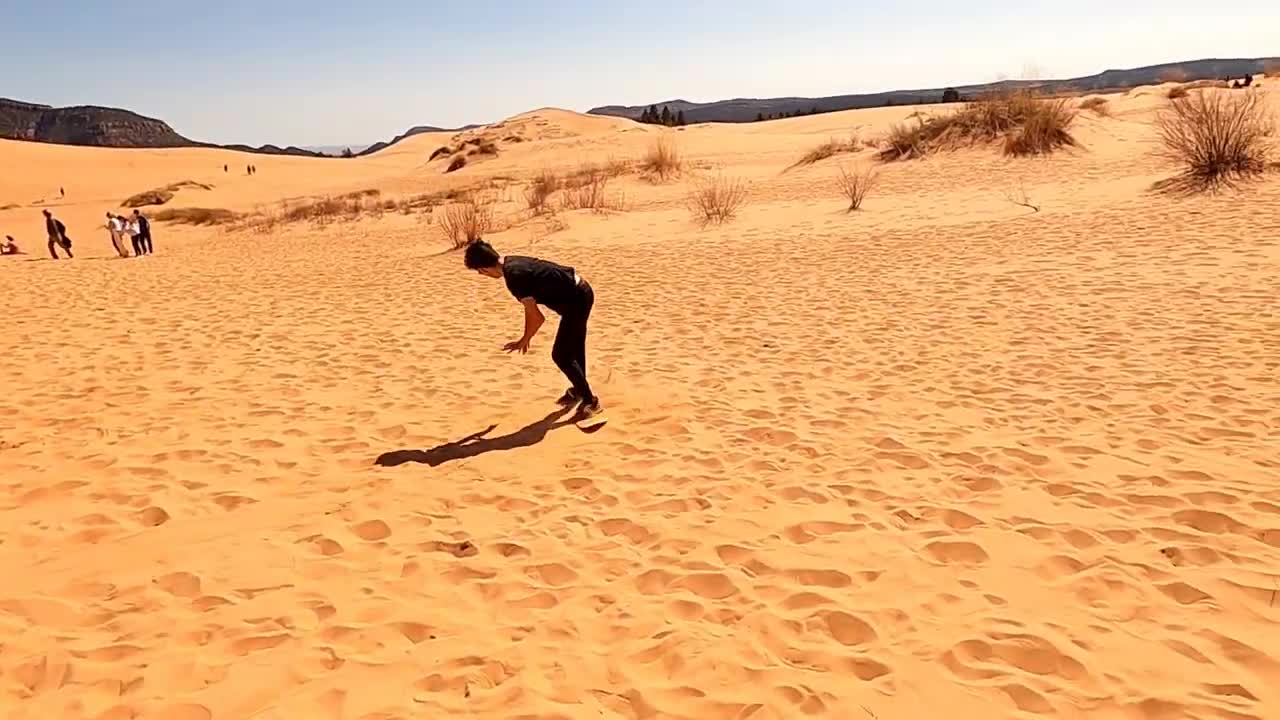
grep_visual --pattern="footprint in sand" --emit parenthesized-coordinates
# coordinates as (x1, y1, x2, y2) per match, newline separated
(350, 519, 392, 541)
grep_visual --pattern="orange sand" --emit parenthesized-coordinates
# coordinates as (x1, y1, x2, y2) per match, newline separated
(2, 85, 1279, 720)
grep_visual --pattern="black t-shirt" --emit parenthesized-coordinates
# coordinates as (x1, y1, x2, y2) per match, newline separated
(502, 255, 579, 315)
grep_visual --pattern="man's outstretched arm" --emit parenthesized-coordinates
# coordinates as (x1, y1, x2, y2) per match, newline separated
(504, 298, 544, 353)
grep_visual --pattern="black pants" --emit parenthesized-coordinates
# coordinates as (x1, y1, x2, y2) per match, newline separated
(551, 281, 595, 403)
(139, 231, 153, 254)
(48, 237, 72, 259)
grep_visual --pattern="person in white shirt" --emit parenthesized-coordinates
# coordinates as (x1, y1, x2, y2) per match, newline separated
(105, 212, 129, 258)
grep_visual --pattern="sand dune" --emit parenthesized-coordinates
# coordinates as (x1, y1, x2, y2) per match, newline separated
(2, 83, 1279, 720)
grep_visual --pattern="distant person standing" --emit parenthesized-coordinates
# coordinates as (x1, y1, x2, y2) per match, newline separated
(132, 210, 153, 255)
(43, 209, 72, 259)
(59, 187, 65, 199)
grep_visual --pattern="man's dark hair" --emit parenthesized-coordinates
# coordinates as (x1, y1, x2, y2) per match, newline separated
(42, 209, 51, 217)
(463, 239, 500, 270)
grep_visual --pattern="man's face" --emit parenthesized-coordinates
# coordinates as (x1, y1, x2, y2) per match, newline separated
(476, 266, 502, 279)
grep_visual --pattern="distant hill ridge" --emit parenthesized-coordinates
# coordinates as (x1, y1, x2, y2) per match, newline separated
(0, 98, 475, 158)
(588, 57, 1280, 123)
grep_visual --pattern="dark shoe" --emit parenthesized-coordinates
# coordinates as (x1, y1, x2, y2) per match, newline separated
(577, 398, 602, 420)
(555, 388, 580, 406)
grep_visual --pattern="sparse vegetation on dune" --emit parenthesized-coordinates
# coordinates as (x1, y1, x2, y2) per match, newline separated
(1167, 85, 1190, 100)
(429, 146, 451, 161)
(878, 90, 1079, 161)
(122, 189, 176, 208)
(524, 170, 559, 214)
(446, 156, 468, 173)
(561, 171, 626, 213)
(688, 173, 748, 226)
(789, 135, 861, 170)
(438, 200, 493, 248)
(123, 180, 214, 208)
(152, 207, 240, 226)
(835, 165, 877, 211)
(1080, 97, 1110, 116)
(640, 135, 683, 181)
(1154, 90, 1275, 193)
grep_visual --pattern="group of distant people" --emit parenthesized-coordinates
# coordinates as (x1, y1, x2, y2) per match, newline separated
(226, 164, 258, 175)
(27, 208, 153, 260)
(105, 211, 154, 257)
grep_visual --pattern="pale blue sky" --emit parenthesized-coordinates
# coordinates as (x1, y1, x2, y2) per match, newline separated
(3, 1, 1276, 147)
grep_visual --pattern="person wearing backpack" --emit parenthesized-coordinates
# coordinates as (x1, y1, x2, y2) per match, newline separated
(43, 209, 72, 259)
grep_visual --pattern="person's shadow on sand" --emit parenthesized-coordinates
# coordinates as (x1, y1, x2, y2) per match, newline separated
(374, 407, 577, 468)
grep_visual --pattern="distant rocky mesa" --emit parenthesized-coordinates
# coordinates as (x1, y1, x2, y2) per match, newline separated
(0, 97, 332, 158)
(588, 57, 1280, 124)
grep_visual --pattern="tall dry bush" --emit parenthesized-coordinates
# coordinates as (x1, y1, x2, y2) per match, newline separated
(836, 165, 877, 211)
(688, 174, 748, 226)
(1154, 89, 1274, 192)
(641, 135, 682, 181)
(525, 170, 559, 214)
(438, 201, 493, 247)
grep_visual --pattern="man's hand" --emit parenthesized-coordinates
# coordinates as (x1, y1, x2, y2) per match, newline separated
(503, 337, 531, 354)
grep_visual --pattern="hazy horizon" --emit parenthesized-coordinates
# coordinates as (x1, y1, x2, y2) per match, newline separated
(8, 0, 1278, 147)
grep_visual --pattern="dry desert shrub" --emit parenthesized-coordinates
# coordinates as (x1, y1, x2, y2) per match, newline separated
(429, 146, 452, 161)
(790, 135, 860, 169)
(879, 91, 1078, 161)
(438, 201, 493, 247)
(152, 207, 240, 226)
(1079, 97, 1110, 116)
(687, 173, 748, 226)
(836, 164, 877, 211)
(1167, 85, 1190, 100)
(446, 156, 468, 173)
(524, 170, 559, 213)
(122, 189, 175, 208)
(640, 135, 683, 181)
(561, 171, 625, 213)
(1154, 90, 1274, 192)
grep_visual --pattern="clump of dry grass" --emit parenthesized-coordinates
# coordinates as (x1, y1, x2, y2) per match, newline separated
(429, 146, 451, 161)
(446, 156, 468, 173)
(1167, 85, 1190, 100)
(687, 174, 748, 226)
(836, 165, 877, 211)
(1079, 97, 1110, 116)
(152, 207, 240, 226)
(790, 135, 860, 169)
(469, 141, 498, 156)
(640, 135, 683, 181)
(161, 180, 213, 192)
(438, 201, 493, 247)
(122, 190, 175, 208)
(1, 203, 21, 211)
(878, 91, 1078, 161)
(524, 170, 559, 214)
(277, 189, 381, 225)
(1154, 89, 1275, 193)
(561, 171, 626, 213)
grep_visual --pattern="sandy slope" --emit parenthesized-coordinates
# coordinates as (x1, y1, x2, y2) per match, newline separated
(1, 83, 1279, 720)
